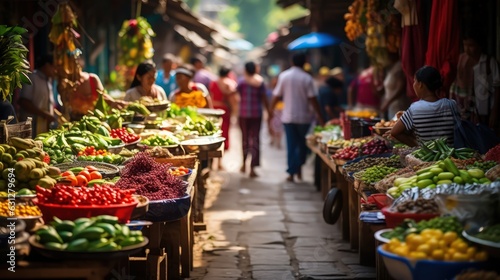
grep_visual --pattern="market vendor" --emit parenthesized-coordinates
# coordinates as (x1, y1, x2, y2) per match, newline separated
(169, 64, 214, 108)
(124, 61, 167, 102)
(68, 60, 129, 121)
(391, 66, 459, 147)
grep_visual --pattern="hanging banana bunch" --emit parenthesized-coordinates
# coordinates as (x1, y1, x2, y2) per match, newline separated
(49, 2, 82, 120)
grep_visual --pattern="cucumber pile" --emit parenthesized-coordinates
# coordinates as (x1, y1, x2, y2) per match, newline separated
(387, 158, 492, 198)
(35, 215, 145, 252)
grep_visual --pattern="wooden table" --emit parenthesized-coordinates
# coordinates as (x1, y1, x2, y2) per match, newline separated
(130, 163, 198, 280)
(0, 258, 123, 279)
(307, 142, 350, 241)
(193, 149, 222, 223)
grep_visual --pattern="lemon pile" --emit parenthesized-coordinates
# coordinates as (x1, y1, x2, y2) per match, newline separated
(383, 229, 488, 262)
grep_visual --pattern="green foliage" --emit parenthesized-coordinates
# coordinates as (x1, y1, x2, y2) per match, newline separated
(0, 25, 31, 101)
(219, 6, 240, 33)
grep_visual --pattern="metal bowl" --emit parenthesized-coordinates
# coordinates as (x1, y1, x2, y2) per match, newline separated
(145, 102, 170, 112)
(126, 123, 145, 134)
(108, 143, 125, 154)
(180, 137, 226, 153)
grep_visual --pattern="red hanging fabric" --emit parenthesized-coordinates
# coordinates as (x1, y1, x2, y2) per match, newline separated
(398, 0, 426, 102)
(425, 0, 460, 98)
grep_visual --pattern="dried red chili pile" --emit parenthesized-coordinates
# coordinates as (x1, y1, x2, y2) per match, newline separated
(115, 152, 186, 200)
(485, 144, 500, 163)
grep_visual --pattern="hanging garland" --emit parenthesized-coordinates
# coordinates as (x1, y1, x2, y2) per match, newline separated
(113, 17, 155, 90)
(48, 2, 82, 120)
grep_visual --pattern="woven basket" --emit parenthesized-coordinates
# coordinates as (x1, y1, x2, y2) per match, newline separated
(0, 117, 32, 144)
(154, 154, 197, 169)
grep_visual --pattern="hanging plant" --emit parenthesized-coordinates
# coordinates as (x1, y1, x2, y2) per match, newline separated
(0, 25, 31, 101)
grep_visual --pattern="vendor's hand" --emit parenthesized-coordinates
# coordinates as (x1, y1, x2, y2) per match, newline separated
(110, 100, 129, 110)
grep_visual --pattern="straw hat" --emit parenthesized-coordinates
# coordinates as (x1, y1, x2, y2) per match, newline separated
(329, 67, 343, 76)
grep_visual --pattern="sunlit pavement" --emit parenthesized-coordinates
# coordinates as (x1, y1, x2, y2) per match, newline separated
(187, 118, 376, 280)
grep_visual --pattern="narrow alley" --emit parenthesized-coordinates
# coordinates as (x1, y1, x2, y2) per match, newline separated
(187, 120, 376, 280)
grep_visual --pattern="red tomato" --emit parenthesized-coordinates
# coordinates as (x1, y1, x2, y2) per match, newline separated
(89, 171, 102, 180)
(76, 175, 88, 187)
(78, 170, 91, 181)
(61, 171, 74, 177)
(85, 166, 98, 172)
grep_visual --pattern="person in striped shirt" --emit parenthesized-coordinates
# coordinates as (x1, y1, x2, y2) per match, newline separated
(391, 66, 459, 147)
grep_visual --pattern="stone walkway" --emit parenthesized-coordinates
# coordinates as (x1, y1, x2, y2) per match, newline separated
(187, 120, 376, 280)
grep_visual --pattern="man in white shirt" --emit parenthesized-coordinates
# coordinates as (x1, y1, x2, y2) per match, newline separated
(270, 53, 325, 182)
(18, 55, 56, 135)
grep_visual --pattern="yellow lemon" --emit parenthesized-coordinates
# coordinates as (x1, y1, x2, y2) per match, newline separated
(466, 247, 477, 259)
(416, 244, 432, 256)
(438, 240, 447, 249)
(409, 251, 427, 260)
(451, 239, 466, 250)
(443, 231, 458, 244)
(444, 253, 452, 261)
(447, 248, 457, 256)
(431, 249, 445, 260)
(426, 238, 439, 251)
(408, 235, 424, 248)
(393, 246, 409, 257)
(431, 229, 443, 239)
(405, 233, 417, 243)
(451, 252, 468, 262)
(420, 229, 433, 238)
(455, 242, 468, 253)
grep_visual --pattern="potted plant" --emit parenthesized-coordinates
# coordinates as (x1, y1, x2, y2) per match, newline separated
(0, 25, 31, 101)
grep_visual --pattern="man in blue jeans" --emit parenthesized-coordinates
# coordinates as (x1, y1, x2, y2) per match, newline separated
(270, 53, 325, 182)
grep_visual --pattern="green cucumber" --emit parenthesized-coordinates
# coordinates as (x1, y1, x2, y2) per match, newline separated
(437, 172, 455, 180)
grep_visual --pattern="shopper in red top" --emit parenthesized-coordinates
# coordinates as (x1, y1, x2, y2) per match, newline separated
(209, 65, 238, 151)
(347, 66, 383, 110)
(237, 61, 271, 178)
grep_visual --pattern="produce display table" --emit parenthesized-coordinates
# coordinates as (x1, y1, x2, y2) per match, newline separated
(130, 163, 198, 280)
(307, 141, 386, 266)
(307, 142, 350, 241)
(193, 148, 223, 225)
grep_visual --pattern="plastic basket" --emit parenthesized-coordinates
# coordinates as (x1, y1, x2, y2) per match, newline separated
(382, 207, 439, 228)
(0, 117, 32, 144)
(35, 200, 138, 223)
(143, 194, 191, 222)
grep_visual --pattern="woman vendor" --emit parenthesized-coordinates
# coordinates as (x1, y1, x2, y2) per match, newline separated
(124, 61, 167, 102)
(67, 59, 128, 121)
(391, 66, 459, 147)
(169, 64, 214, 108)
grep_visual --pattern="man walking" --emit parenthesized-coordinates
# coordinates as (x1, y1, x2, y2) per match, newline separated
(270, 53, 325, 182)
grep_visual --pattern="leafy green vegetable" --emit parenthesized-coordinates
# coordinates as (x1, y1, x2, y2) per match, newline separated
(0, 25, 31, 101)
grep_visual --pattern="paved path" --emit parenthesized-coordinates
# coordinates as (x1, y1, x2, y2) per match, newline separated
(187, 120, 375, 280)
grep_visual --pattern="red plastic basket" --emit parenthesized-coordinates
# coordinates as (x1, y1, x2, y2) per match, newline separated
(35, 199, 138, 223)
(382, 207, 439, 228)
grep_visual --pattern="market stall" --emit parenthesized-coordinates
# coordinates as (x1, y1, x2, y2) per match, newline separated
(308, 114, 500, 279)
(0, 96, 225, 279)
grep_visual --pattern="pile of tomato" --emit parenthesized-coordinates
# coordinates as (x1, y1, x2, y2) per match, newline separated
(59, 166, 103, 187)
(77, 146, 110, 157)
(36, 184, 136, 206)
(111, 128, 140, 144)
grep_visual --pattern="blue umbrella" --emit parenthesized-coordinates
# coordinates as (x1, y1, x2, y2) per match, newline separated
(287, 32, 340, 50)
